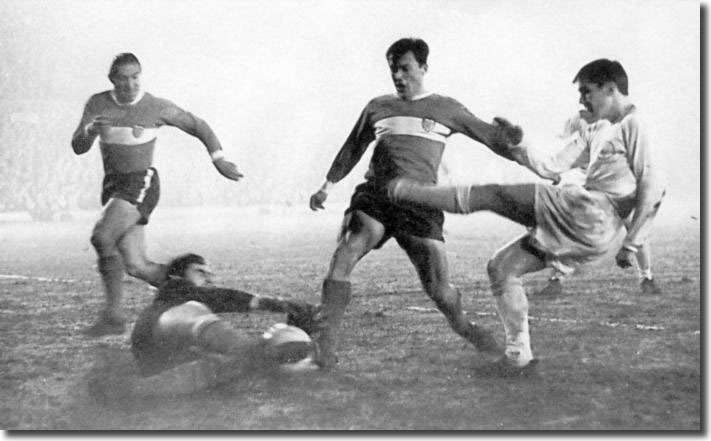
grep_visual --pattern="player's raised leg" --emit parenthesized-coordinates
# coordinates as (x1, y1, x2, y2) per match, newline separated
(397, 235, 501, 354)
(480, 235, 546, 377)
(389, 180, 537, 227)
(85, 198, 142, 336)
(315, 211, 385, 369)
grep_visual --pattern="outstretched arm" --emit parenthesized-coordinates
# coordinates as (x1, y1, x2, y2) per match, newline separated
(159, 104, 243, 181)
(310, 105, 374, 211)
(254, 296, 321, 336)
(175, 286, 256, 313)
(447, 100, 522, 160)
(174, 283, 320, 334)
(505, 115, 589, 181)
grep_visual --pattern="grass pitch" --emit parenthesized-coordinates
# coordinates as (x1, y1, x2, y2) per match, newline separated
(0, 206, 701, 430)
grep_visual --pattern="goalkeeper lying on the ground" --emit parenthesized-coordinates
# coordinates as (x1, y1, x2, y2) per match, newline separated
(93, 252, 321, 398)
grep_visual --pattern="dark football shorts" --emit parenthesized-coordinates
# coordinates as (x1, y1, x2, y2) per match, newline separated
(101, 168, 160, 225)
(346, 181, 444, 249)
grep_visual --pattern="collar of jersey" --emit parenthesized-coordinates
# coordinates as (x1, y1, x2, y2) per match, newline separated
(394, 91, 433, 102)
(110, 90, 145, 106)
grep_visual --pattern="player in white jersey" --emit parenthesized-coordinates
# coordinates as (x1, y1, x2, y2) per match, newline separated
(71, 53, 243, 337)
(536, 111, 664, 297)
(307, 38, 523, 369)
(388, 59, 665, 376)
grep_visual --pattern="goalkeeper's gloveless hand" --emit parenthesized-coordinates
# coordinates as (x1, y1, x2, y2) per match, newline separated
(286, 301, 322, 336)
(214, 158, 244, 181)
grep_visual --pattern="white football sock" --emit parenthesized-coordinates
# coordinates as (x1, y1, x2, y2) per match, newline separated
(492, 278, 533, 367)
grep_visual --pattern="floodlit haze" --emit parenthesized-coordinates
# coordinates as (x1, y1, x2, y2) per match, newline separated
(0, 0, 701, 222)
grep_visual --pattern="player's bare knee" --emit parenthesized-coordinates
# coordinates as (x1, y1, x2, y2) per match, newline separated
(158, 301, 218, 343)
(489, 277, 522, 299)
(90, 228, 114, 253)
(353, 212, 385, 247)
(328, 246, 362, 280)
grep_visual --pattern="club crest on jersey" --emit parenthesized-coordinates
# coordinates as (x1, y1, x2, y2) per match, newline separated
(421, 118, 436, 132)
(132, 125, 145, 138)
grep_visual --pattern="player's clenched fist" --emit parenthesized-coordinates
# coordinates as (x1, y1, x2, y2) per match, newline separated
(493, 117, 523, 145)
(309, 190, 328, 211)
(85, 115, 113, 136)
(490, 116, 524, 161)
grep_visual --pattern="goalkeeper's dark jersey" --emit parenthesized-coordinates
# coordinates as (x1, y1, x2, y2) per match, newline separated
(325, 93, 505, 185)
(130, 278, 255, 375)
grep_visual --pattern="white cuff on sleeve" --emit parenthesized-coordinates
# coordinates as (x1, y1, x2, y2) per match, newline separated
(210, 150, 226, 162)
(319, 181, 335, 194)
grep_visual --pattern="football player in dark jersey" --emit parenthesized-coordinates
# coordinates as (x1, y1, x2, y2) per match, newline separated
(71, 53, 243, 336)
(308, 38, 522, 368)
(116, 253, 318, 397)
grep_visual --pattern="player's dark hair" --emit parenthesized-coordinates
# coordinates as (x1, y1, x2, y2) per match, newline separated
(386, 38, 429, 66)
(108, 52, 141, 81)
(573, 59, 629, 95)
(167, 253, 207, 278)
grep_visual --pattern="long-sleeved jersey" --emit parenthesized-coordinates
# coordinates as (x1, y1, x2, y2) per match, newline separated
(325, 93, 507, 185)
(512, 108, 665, 249)
(130, 278, 256, 373)
(71, 90, 222, 174)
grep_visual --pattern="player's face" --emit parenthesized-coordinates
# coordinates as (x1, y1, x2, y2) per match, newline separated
(577, 81, 613, 120)
(388, 51, 427, 100)
(184, 263, 214, 287)
(110, 62, 142, 103)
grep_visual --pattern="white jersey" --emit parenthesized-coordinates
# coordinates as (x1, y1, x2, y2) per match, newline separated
(512, 108, 664, 251)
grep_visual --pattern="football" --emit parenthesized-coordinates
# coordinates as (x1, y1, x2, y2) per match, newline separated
(262, 323, 314, 366)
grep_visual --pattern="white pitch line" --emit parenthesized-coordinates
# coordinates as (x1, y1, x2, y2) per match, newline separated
(405, 306, 667, 331)
(0, 274, 91, 284)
